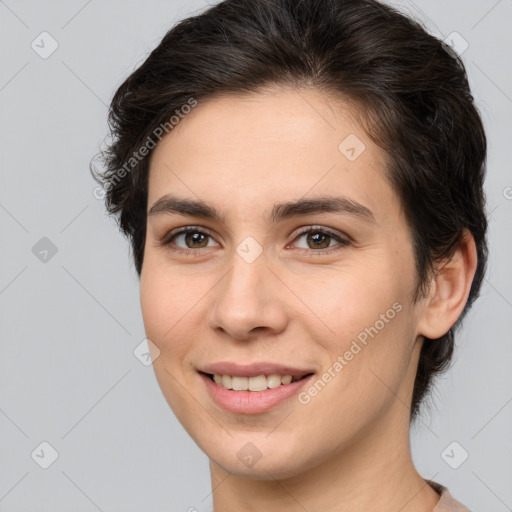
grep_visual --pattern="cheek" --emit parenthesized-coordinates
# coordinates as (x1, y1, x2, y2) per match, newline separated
(140, 246, 204, 317)
(139, 262, 199, 355)
(292, 268, 413, 406)
(139, 272, 171, 343)
(295, 319, 412, 450)
(287, 262, 400, 345)
(139, 267, 201, 414)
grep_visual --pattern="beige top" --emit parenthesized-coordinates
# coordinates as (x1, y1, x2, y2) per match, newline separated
(428, 480, 472, 512)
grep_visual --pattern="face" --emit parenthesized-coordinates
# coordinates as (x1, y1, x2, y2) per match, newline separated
(140, 87, 424, 479)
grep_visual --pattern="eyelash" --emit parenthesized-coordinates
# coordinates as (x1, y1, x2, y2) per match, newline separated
(159, 225, 351, 257)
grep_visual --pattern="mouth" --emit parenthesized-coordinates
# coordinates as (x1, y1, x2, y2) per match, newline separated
(198, 367, 315, 414)
(201, 372, 313, 391)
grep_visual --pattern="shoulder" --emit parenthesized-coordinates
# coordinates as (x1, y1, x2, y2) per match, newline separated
(427, 480, 473, 512)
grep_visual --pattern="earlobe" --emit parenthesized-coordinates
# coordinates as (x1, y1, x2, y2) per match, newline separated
(416, 229, 478, 340)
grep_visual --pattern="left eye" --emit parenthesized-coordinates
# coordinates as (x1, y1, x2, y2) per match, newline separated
(291, 228, 350, 251)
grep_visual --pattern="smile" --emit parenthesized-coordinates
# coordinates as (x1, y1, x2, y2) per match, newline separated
(209, 373, 307, 391)
(198, 364, 315, 414)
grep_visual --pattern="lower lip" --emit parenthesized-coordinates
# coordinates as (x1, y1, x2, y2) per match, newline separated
(200, 373, 313, 414)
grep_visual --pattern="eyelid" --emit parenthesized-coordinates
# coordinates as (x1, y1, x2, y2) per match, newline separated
(290, 224, 351, 244)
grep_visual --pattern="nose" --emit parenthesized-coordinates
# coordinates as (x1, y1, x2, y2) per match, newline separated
(207, 249, 288, 341)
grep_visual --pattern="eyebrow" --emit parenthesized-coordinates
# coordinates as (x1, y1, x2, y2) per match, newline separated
(148, 195, 376, 224)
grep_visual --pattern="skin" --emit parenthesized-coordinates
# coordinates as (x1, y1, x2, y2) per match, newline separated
(139, 86, 477, 512)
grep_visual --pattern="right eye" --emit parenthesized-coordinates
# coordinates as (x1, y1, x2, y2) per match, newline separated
(161, 226, 220, 255)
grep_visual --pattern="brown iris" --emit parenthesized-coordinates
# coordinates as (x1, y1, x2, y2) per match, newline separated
(185, 231, 209, 248)
(306, 231, 331, 249)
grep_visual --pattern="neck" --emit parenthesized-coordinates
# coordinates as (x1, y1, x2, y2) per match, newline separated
(209, 403, 440, 512)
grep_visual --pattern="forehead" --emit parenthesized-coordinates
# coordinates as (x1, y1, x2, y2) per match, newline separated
(147, 87, 398, 226)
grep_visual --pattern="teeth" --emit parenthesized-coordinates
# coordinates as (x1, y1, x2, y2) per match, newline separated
(249, 375, 267, 391)
(281, 375, 292, 385)
(266, 374, 283, 389)
(211, 373, 301, 391)
(232, 376, 248, 390)
(221, 375, 232, 389)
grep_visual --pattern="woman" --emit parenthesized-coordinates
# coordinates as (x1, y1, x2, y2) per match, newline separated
(93, 1, 487, 510)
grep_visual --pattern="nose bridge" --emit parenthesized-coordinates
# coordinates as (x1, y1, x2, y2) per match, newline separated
(223, 230, 270, 294)
(220, 246, 270, 313)
(208, 243, 287, 339)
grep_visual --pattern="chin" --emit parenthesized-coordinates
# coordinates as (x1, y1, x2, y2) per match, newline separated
(212, 452, 309, 481)
(200, 433, 319, 481)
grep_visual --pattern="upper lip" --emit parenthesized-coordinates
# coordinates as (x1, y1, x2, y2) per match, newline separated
(199, 362, 314, 379)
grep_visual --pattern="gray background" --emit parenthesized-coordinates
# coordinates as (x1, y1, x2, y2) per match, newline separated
(1, 0, 511, 510)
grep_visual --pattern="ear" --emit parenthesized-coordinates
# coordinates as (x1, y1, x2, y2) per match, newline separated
(416, 229, 478, 340)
